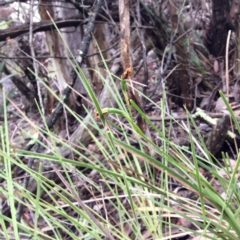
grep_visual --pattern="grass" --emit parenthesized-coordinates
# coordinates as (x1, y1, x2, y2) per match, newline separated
(0, 63, 240, 240)
(0, 25, 240, 240)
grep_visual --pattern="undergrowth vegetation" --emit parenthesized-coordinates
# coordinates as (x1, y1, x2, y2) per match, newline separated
(1, 1, 240, 239)
(0, 60, 240, 239)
